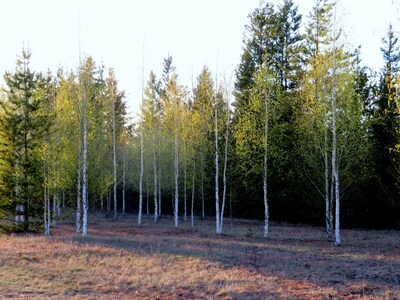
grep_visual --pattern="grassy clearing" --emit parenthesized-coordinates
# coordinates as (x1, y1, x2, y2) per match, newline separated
(0, 213, 399, 299)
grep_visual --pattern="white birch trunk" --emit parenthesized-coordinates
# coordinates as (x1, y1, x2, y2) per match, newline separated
(158, 158, 162, 218)
(191, 160, 196, 227)
(122, 148, 126, 217)
(82, 96, 88, 237)
(215, 94, 220, 234)
(174, 104, 179, 228)
(183, 140, 187, 222)
(76, 150, 82, 233)
(332, 118, 341, 246)
(201, 150, 205, 219)
(324, 121, 330, 236)
(263, 91, 269, 239)
(220, 94, 230, 234)
(153, 133, 158, 222)
(138, 113, 144, 226)
(47, 187, 51, 235)
(334, 167, 341, 245)
(112, 92, 118, 220)
(138, 55, 145, 226)
(158, 126, 162, 218)
(329, 167, 334, 239)
(332, 17, 341, 245)
(331, 65, 341, 246)
(44, 180, 47, 235)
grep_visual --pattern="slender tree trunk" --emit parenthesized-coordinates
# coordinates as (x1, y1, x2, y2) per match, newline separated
(82, 94, 88, 237)
(174, 106, 179, 228)
(158, 159, 162, 218)
(158, 126, 162, 218)
(263, 91, 269, 239)
(215, 94, 220, 234)
(184, 140, 187, 222)
(112, 93, 118, 221)
(138, 56, 145, 226)
(138, 115, 144, 226)
(122, 148, 126, 217)
(334, 166, 341, 245)
(76, 150, 82, 233)
(220, 95, 230, 234)
(191, 159, 196, 227)
(324, 125, 330, 237)
(153, 133, 158, 222)
(201, 150, 205, 219)
(331, 60, 341, 246)
(329, 166, 334, 239)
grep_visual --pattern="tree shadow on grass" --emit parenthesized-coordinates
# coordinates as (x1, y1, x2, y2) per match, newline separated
(56, 214, 400, 299)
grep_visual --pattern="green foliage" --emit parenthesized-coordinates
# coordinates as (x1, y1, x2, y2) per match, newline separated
(0, 48, 52, 226)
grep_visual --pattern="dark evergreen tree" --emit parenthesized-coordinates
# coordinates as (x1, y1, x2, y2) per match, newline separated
(369, 24, 400, 228)
(0, 48, 51, 229)
(234, 3, 276, 118)
(275, 0, 303, 90)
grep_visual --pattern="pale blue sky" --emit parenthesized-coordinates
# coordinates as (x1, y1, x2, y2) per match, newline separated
(0, 0, 398, 116)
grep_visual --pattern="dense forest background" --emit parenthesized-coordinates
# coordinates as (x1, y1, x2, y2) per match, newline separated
(1, 0, 399, 234)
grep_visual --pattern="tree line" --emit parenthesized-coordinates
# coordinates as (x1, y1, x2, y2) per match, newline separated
(0, 0, 399, 243)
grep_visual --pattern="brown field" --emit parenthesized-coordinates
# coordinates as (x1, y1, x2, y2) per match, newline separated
(0, 213, 399, 299)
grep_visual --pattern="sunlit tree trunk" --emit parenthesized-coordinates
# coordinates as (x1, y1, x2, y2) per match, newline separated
(76, 155, 82, 232)
(174, 99, 179, 228)
(153, 132, 158, 222)
(122, 146, 126, 217)
(183, 140, 187, 222)
(76, 95, 82, 232)
(82, 90, 88, 237)
(158, 133, 162, 218)
(324, 128, 331, 236)
(263, 91, 269, 239)
(138, 107, 144, 226)
(191, 160, 196, 227)
(215, 93, 220, 234)
(331, 59, 341, 246)
(112, 89, 118, 221)
(201, 150, 205, 219)
(220, 94, 230, 234)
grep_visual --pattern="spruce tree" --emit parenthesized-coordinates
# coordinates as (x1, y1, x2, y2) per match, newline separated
(0, 48, 49, 229)
(369, 24, 400, 227)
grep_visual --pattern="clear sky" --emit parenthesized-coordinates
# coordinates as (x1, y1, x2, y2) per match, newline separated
(0, 0, 399, 116)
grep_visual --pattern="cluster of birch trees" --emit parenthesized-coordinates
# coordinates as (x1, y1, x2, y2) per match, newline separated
(1, 0, 400, 242)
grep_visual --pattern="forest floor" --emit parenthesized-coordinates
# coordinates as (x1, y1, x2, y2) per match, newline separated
(0, 212, 399, 299)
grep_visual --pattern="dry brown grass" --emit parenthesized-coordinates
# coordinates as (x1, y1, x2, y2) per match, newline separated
(0, 213, 399, 299)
